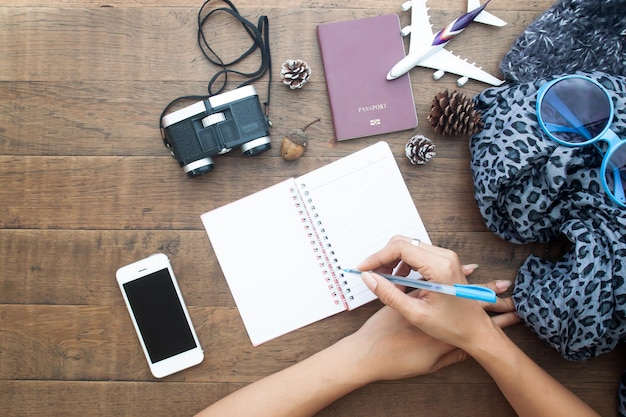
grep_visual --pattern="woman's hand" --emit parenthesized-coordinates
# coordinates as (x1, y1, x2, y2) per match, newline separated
(356, 236, 515, 352)
(345, 292, 463, 382)
(344, 262, 516, 383)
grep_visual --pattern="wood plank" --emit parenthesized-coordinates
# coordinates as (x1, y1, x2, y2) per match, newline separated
(0, 380, 521, 417)
(0, 0, 553, 12)
(0, 80, 481, 161)
(0, 380, 232, 417)
(1, 304, 624, 384)
(0, 82, 482, 170)
(0, 229, 556, 305)
(0, 80, 487, 158)
(0, 372, 620, 417)
(0, 6, 538, 87)
(0, 155, 517, 232)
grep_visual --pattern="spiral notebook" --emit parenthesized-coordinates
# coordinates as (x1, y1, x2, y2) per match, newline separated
(201, 142, 430, 346)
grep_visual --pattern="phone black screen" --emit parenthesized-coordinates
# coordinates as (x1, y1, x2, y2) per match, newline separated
(123, 268, 197, 363)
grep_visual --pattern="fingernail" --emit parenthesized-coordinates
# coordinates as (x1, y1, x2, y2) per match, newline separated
(495, 279, 512, 290)
(463, 263, 480, 271)
(360, 271, 378, 291)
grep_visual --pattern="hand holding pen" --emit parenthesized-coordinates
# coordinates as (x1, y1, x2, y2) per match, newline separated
(356, 236, 518, 350)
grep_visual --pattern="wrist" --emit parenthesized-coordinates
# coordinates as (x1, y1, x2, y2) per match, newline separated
(332, 333, 380, 386)
(462, 322, 511, 363)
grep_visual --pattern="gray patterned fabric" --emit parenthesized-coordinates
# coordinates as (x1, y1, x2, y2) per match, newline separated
(499, 0, 626, 84)
(469, 71, 626, 414)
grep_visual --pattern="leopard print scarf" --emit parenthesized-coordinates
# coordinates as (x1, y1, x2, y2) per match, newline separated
(470, 71, 626, 414)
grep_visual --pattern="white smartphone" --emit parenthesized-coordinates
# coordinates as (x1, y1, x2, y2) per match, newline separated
(116, 253, 204, 378)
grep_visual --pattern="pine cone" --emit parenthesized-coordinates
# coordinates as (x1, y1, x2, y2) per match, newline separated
(427, 89, 484, 136)
(405, 135, 436, 165)
(280, 59, 311, 89)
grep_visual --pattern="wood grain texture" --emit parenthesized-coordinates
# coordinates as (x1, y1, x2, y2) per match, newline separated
(1, 0, 623, 416)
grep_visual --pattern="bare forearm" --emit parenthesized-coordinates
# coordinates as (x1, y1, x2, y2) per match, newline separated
(194, 337, 370, 417)
(467, 327, 600, 417)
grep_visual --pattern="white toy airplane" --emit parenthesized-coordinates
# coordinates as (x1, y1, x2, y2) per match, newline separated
(387, 0, 506, 86)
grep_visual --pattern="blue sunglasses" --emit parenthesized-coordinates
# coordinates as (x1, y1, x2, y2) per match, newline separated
(536, 74, 626, 208)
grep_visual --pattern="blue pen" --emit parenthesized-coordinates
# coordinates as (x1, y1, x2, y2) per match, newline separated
(342, 268, 497, 303)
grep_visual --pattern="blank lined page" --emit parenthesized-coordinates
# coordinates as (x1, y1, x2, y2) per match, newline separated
(201, 179, 345, 346)
(296, 141, 430, 309)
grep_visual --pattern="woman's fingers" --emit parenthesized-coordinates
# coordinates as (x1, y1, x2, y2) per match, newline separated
(359, 236, 521, 328)
(361, 271, 425, 322)
(475, 279, 517, 313)
(358, 236, 467, 285)
(471, 279, 520, 328)
(490, 311, 521, 328)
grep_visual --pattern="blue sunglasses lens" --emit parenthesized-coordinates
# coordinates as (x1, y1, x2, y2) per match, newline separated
(539, 78, 611, 144)
(605, 144, 626, 207)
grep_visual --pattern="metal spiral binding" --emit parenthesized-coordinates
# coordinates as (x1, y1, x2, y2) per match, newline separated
(290, 183, 347, 305)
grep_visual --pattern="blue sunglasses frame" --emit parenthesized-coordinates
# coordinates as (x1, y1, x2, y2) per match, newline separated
(536, 74, 626, 208)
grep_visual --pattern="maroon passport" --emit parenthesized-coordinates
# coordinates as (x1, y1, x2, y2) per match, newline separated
(317, 14, 418, 141)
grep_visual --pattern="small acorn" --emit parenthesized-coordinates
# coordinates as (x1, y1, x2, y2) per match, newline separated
(281, 118, 321, 161)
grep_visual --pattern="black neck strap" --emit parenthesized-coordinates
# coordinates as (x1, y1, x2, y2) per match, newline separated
(197, 0, 272, 116)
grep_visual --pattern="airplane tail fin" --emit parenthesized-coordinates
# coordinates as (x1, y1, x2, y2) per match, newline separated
(467, 0, 507, 27)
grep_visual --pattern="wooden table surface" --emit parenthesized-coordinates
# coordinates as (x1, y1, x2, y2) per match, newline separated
(1, 0, 624, 416)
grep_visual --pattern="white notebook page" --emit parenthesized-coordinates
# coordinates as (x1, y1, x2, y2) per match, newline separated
(201, 179, 345, 346)
(297, 141, 430, 309)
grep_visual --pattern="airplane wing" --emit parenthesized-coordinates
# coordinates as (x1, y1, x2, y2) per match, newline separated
(408, 0, 435, 54)
(467, 0, 507, 26)
(419, 47, 504, 86)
